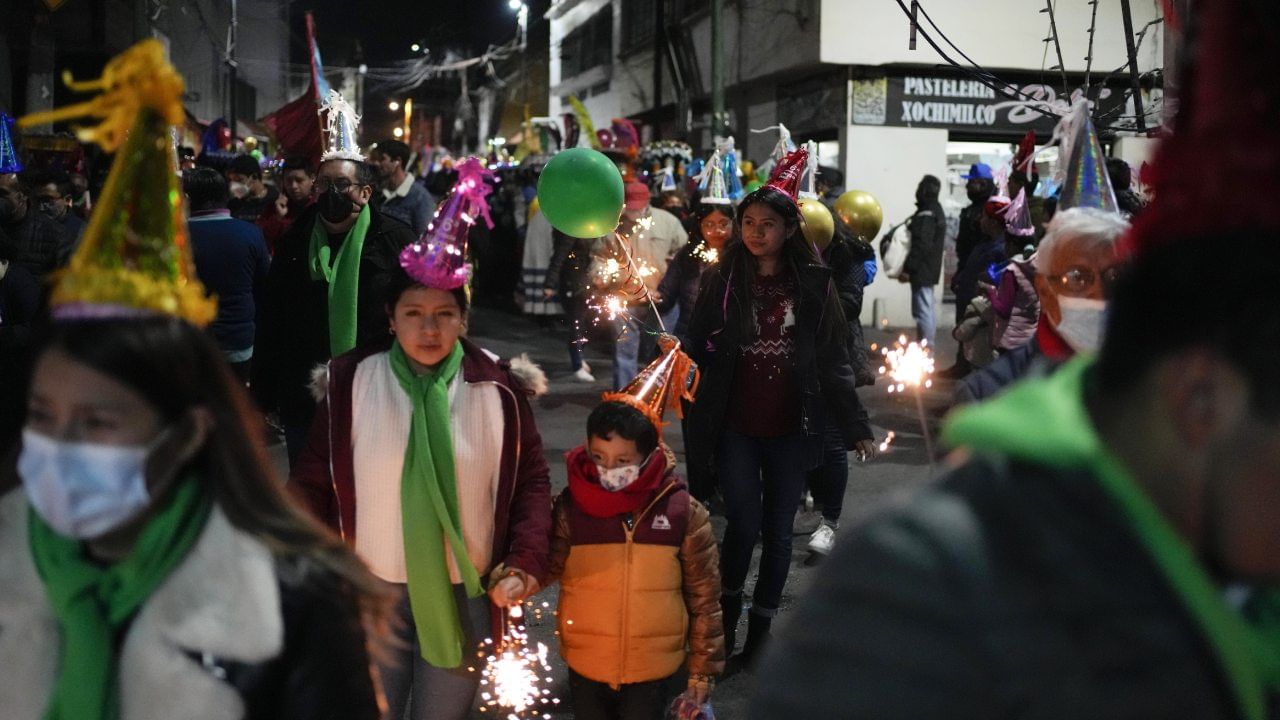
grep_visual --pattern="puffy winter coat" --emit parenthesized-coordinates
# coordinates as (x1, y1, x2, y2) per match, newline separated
(0, 490, 380, 720)
(288, 338, 552, 637)
(991, 255, 1040, 351)
(548, 458, 724, 686)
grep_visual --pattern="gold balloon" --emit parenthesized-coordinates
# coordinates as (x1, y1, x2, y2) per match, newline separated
(243, 136, 258, 151)
(799, 198, 835, 250)
(834, 190, 884, 241)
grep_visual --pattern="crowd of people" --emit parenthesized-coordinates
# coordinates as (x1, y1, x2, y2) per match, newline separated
(3, 2, 1280, 717)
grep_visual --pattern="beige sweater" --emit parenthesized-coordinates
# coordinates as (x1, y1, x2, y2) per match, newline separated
(349, 351, 505, 584)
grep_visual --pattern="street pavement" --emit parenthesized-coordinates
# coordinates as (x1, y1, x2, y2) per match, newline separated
(463, 306, 961, 719)
(267, 304, 963, 719)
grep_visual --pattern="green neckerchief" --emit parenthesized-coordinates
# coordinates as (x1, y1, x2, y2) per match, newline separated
(946, 357, 1280, 720)
(309, 204, 372, 356)
(388, 340, 483, 668)
(28, 477, 212, 720)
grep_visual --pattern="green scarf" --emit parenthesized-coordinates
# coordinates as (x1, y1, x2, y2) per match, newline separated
(309, 204, 372, 356)
(945, 358, 1280, 720)
(389, 340, 484, 668)
(29, 477, 212, 720)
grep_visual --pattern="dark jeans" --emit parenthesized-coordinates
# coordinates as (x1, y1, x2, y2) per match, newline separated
(563, 293, 588, 371)
(806, 422, 848, 524)
(378, 583, 491, 720)
(717, 429, 810, 615)
(283, 419, 310, 469)
(568, 669, 669, 720)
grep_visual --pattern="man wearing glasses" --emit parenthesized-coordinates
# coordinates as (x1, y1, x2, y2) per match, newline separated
(253, 157, 417, 464)
(955, 207, 1129, 404)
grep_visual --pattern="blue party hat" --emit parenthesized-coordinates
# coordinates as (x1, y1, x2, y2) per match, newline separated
(0, 113, 22, 174)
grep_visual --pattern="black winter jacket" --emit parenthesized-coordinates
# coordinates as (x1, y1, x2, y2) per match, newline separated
(684, 242, 873, 478)
(655, 241, 713, 346)
(253, 205, 415, 425)
(902, 199, 946, 285)
(822, 237, 875, 387)
(752, 455, 1244, 719)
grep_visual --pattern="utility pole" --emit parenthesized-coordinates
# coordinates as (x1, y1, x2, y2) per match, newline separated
(226, 0, 238, 135)
(1119, 0, 1147, 133)
(710, 0, 726, 138)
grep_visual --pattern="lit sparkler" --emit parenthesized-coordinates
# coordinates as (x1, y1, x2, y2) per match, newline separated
(879, 335, 935, 393)
(878, 335, 936, 466)
(691, 242, 719, 265)
(478, 606, 557, 718)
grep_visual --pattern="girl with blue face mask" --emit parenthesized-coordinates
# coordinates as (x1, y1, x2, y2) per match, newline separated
(1, 317, 385, 720)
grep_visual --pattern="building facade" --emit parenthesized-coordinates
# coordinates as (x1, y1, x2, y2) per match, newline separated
(547, 0, 1165, 326)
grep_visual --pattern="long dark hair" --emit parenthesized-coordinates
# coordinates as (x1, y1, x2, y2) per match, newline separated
(688, 201, 735, 248)
(721, 186, 847, 344)
(27, 317, 386, 614)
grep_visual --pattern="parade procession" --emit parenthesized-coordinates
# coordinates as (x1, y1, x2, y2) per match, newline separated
(4, 0, 1280, 718)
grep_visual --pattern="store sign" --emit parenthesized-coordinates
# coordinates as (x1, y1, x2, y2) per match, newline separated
(852, 70, 1127, 136)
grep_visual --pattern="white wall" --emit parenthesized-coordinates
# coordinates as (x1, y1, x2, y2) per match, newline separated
(844, 124, 949, 328)
(821, 0, 1163, 74)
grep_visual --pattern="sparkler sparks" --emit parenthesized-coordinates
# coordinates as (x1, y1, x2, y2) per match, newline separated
(878, 431, 896, 453)
(478, 606, 557, 718)
(879, 335, 935, 393)
(691, 242, 719, 264)
(878, 336, 936, 467)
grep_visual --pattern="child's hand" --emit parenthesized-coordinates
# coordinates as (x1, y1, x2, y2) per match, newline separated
(670, 676, 713, 719)
(488, 571, 539, 608)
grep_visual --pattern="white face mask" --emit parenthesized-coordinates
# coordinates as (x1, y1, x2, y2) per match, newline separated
(1054, 296, 1108, 354)
(228, 181, 249, 200)
(17, 428, 163, 539)
(595, 463, 641, 492)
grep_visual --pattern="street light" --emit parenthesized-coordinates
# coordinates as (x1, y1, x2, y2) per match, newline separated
(388, 101, 400, 111)
(392, 127, 404, 138)
(508, 0, 523, 10)
(410, 43, 421, 52)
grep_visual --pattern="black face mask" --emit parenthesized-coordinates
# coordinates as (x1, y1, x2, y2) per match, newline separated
(318, 188, 355, 223)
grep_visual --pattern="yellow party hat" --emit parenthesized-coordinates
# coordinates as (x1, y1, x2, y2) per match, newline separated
(19, 39, 216, 326)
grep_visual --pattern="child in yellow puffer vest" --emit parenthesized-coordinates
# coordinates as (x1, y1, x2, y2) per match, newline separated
(547, 399, 724, 720)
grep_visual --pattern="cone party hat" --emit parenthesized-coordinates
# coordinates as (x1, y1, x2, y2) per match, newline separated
(0, 113, 21, 174)
(765, 147, 810, 202)
(18, 39, 215, 326)
(1004, 188, 1035, 238)
(1055, 100, 1118, 213)
(601, 334, 700, 433)
(400, 157, 495, 290)
(320, 88, 364, 162)
(697, 147, 731, 205)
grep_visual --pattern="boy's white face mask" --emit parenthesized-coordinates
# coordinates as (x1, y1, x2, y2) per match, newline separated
(595, 463, 641, 492)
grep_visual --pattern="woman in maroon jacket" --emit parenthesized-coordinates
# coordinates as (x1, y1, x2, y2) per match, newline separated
(289, 269, 551, 720)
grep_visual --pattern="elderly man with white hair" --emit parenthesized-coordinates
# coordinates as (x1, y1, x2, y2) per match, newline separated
(955, 207, 1129, 404)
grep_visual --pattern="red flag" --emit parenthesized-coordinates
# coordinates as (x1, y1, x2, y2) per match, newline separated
(260, 12, 326, 168)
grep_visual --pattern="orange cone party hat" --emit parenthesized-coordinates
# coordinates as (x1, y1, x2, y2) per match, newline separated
(602, 334, 700, 433)
(18, 40, 216, 326)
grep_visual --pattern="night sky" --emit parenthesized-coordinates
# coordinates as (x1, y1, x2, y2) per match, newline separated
(304, 0, 528, 65)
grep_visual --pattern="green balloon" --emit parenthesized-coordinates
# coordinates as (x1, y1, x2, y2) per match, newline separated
(743, 179, 764, 194)
(536, 148, 625, 238)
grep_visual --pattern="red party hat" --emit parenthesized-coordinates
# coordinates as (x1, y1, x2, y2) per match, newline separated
(765, 148, 809, 202)
(1123, 0, 1280, 259)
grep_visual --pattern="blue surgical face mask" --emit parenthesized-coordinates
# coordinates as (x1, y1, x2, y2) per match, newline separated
(595, 463, 641, 492)
(17, 428, 166, 539)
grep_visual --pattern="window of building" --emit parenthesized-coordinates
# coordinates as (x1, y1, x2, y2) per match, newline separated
(622, 0, 656, 53)
(560, 5, 614, 79)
